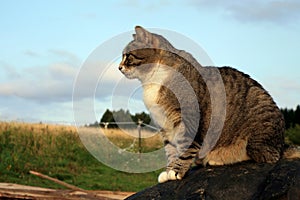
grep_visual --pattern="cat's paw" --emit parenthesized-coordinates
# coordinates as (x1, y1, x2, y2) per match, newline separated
(208, 160, 224, 166)
(158, 170, 182, 183)
(158, 171, 168, 183)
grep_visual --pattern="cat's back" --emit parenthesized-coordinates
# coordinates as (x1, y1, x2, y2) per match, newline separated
(200, 66, 285, 165)
(214, 66, 284, 144)
(193, 66, 276, 120)
(218, 66, 263, 91)
(217, 66, 274, 107)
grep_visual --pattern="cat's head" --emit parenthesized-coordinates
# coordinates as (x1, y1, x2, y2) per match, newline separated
(119, 26, 175, 80)
(119, 26, 201, 80)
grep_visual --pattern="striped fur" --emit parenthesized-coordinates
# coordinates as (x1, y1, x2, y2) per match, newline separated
(119, 26, 286, 183)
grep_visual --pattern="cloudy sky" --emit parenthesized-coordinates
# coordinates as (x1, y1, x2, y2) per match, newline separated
(1, 0, 300, 125)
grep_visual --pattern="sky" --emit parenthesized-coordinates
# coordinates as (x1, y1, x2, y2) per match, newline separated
(0, 0, 300, 125)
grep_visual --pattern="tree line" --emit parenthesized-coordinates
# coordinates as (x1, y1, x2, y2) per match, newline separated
(87, 109, 151, 129)
(280, 105, 300, 129)
(88, 105, 300, 131)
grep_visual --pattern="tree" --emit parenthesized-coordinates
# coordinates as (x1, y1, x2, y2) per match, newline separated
(100, 109, 117, 128)
(281, 107, 295, 129)
(132, 111, 151, 125)
(286, 124, 300, 145)
(295, 105, 300, 126)
(100, 109, 114, 123)
(98, 109, 152, 129)
(113, 109, 132, 122)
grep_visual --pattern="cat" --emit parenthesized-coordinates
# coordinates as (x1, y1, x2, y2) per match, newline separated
(118, 26, 298, 183)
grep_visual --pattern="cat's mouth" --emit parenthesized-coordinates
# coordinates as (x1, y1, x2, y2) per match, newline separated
(119, 66, 136, 79)
(123, 72, 135, 79)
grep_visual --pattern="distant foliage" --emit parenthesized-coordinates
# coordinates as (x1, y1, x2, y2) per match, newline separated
(132, 111, 151, 125)
(285, 125, 300, 145)
(281, 105, 300, 145)
(93, 106, 300, 144)
(281, 105, 300, 129)
(98, 109, 152, 129)
(100, 109, 115, 124)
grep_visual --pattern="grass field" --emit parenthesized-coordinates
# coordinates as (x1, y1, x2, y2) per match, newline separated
(1, 121, 299, 192)
(0, 122, 164, 192)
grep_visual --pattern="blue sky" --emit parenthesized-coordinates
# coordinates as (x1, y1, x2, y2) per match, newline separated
(0, 0, 300, 124)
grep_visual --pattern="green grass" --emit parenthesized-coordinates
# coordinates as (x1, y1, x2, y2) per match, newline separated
(2, 121, 298, 192)
(0, 122, 163, 192)
(285, 124, 300, 145)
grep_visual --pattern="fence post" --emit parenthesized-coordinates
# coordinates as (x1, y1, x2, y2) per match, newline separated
(137, 119, 143, 155)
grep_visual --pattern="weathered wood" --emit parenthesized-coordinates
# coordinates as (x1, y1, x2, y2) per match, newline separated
(0, 183, 134, 200)
(126, 159, 300, 200)
(29, 170, 85, 191)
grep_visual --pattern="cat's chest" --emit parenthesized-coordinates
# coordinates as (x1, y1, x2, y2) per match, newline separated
(143, 84, 160, 108)
(143, 84, 169, 129)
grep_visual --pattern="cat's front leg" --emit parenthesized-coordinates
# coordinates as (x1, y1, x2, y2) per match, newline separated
(158, 142, 199, 183)
(158, 141, 178, 183)
(157, 128, 179, 183)
(158, 124, 199, 183)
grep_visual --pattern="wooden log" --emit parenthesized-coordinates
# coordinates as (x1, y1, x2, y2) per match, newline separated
(29, 170, 85, 191)
(0, 183, 134, 200)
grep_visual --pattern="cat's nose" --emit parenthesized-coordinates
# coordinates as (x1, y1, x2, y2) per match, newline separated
(119, 65, 124, 71)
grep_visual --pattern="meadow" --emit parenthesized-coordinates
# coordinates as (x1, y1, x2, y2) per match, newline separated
(1, 121, 299, 192)
(0, 122, 164, 192)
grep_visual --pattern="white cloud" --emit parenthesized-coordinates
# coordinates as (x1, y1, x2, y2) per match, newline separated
(48, 49, 81, 65)
(0, 63, 76, 103)
(0, 96, 75, 124)
(23, 50, 40, 57)
(73, 58, 141, 100)
(0, 62, 21, 79)
(49, 63, 78, 80)
(188, 0, 300, 25)
(262, 76, 300, 108)
(121, 0, 171, 10)
(0, 60, 131, 123)
(0, 49, 125, 103)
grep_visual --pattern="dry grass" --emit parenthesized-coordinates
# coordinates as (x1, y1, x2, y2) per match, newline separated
(0, 121, 77, 135)
(78, 127, 163, 152)
(0, 121, 163, 191)
(0, 121, 163, 154)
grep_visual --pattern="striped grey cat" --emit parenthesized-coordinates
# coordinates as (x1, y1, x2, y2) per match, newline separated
(119, 26, 293, 183)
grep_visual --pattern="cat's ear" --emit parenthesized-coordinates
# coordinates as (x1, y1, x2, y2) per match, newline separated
(134, 26, 154, 44)
(132, 34, 137, 40)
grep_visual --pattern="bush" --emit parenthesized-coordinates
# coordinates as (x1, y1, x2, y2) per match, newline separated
(285, 125, 300, 145)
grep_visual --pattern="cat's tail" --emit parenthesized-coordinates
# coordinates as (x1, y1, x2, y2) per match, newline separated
(283, 145, 300, 159)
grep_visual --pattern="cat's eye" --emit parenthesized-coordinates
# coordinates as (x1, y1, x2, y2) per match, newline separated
(126, 54, 133, 64)
(124, 53, 142, 66)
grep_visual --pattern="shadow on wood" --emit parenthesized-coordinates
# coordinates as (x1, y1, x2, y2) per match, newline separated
(0, 183, 134, 200)
(126, 159, 300, 200)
